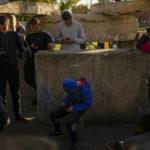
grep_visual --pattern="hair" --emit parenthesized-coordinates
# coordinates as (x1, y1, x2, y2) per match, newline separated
(136, 113, 150, 133)
(147, 28, 150, 33)
(16, 21, 22, 26)
(30, 17, 40, 25)
(0, 16, 9, 25)
(62, 11, 72, 21)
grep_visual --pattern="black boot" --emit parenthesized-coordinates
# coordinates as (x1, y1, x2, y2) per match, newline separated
(67, 125, 78, 150)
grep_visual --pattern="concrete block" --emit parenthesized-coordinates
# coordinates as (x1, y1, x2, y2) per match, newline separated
(0, 136, 57, 150)
(35, 49, 150, 123)
(28, 14, 139, 42)
(0, 1, 60, 15)
(92, 0, 150, 15)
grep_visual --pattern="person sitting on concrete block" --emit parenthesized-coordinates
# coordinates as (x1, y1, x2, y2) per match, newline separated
(56, 10, 86, 50)
(49, 78, 92, 150)
(106, 112, 150, 150)
(137, 28, 150, 53)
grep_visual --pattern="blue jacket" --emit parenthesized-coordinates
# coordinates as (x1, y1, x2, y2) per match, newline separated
(62, 79, 92, 111)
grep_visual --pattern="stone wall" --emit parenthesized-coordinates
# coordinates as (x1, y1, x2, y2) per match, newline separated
(92, 0, 150, 15)
(26, 14, 139, 42)
(35, 49, 150, 123)
(0, 1, 60, 15)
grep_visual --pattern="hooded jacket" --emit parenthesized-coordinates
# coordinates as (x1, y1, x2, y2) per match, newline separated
(62, 78, 92, 112)
(56, 10, 86, 50)
(0, 31, 24, 67)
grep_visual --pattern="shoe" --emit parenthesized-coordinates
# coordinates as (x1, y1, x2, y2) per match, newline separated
(15, 116, 29, 123)
(48, 130, 63, 137)
(105, 140, 124, 150)
(69, 142, 78, 150)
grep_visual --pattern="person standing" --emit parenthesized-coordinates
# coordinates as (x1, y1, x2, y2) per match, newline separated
(16, 21, 25, 35)
(24, 17, 55, 105)
(0, 16, 27, 122)
(56, 10, 86, 50)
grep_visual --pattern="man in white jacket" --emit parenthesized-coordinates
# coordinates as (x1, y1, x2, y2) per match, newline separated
(56, 10, 86, 50)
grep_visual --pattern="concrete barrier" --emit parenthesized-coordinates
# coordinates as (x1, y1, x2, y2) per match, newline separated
(27, 14, 139, 42)
(0, 1, 59, 15)
(92, 0, 150, 15)
(0, 136, 57, 150)
(35, 49, 150, 123)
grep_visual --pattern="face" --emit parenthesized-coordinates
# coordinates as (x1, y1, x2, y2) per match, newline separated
(0, 22, 10, 33)
(16, 23, 20, 29)
(64, 18, 72, 26)
(147, 32, 150, 37)
(30, 24, 41, 33)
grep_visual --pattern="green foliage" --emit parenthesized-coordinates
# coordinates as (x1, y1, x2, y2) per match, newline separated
(59, 0, 80, 12)
(9, 0, 58, 4)
(72, 4, 89, 14)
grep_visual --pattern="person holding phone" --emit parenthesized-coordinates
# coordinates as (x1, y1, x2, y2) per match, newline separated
(56, 10, 86, 50)
(24, 17, 55, 105)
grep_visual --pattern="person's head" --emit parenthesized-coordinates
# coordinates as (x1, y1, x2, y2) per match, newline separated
(0, 16, 10, 33)
(16, 21, 22, 29)
(63, 78, 77, 93)
(30, 17, 41, 33)
(146, 28, 150, 37)
(62, 11, 72, 26)
(136, 113, 150, 135)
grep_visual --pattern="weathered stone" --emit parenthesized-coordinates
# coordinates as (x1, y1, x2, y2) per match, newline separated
(0, 1, 60, 15)
(27, 14, 139, 42)
(0, 0, 9, 5)
(117, 40, 137, 48)
(92, 0, 150, 15)
(35, 49, 150, 123)
(0, 136, 57, 150)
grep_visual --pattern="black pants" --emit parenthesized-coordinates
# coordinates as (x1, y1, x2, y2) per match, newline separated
(0, 95, 9, 132)
(0, 64, 20, 118)
(24, 59, 36, 89)
(50, 107, 85, 143)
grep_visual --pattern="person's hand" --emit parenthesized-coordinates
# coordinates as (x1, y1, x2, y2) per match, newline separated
(48, 43, 55, 50)
(31, 43, 39, 49)
(66, 106, 73, 112)
(63, 37, 74, 44)
(60, 103, 65, 108)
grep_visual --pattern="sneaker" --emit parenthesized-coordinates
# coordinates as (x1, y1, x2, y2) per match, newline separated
(105, 140, 124, 150)
(15, 116, 29, 123)
(48, 130, 63, 137)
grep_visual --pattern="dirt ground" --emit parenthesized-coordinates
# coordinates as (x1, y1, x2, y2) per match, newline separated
(3, 108, 136, 150)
